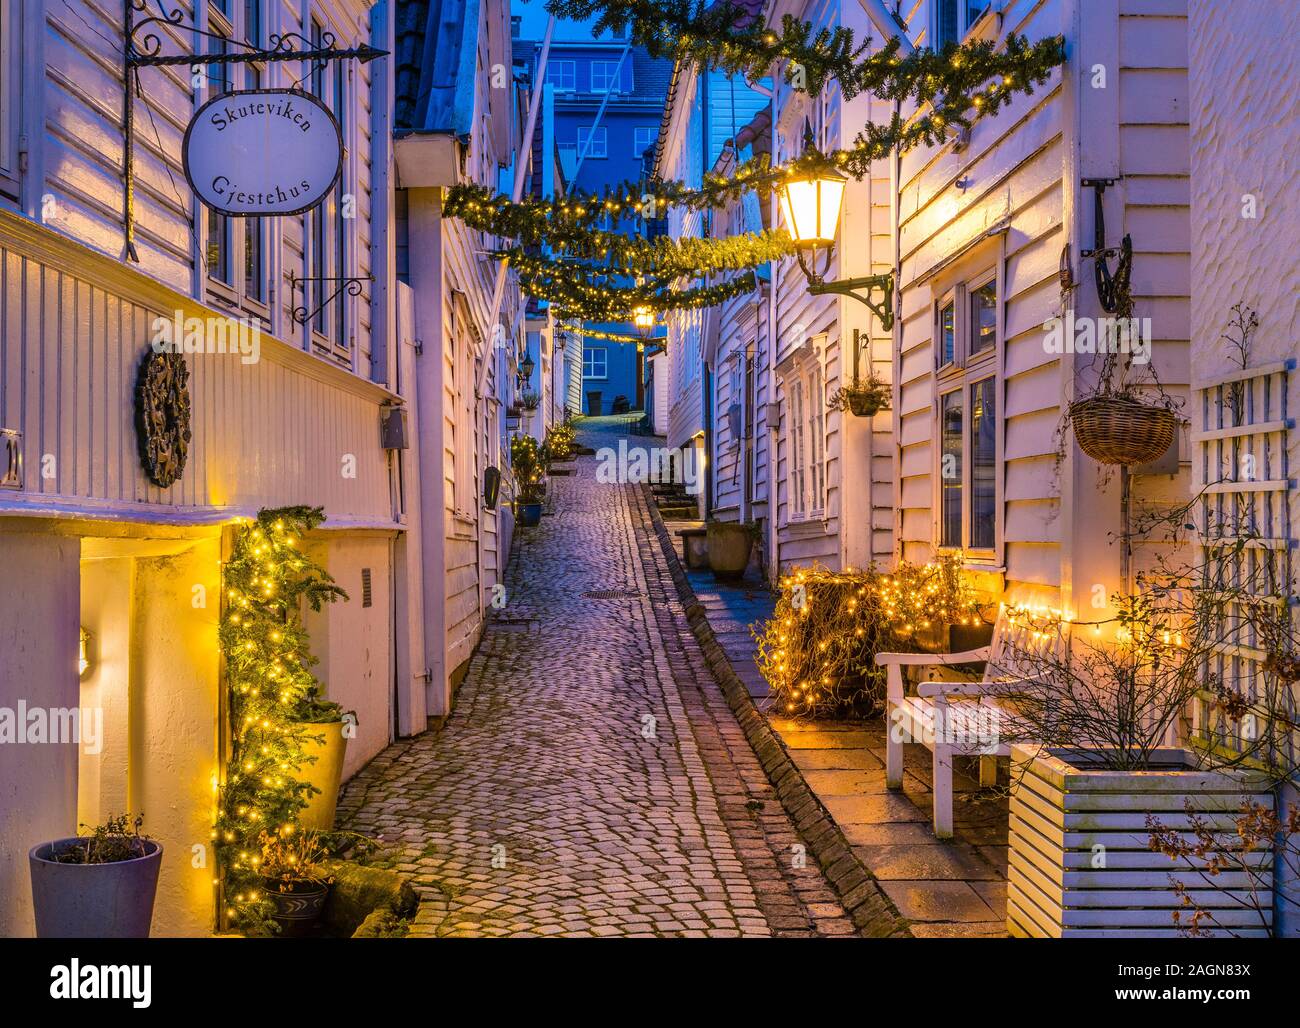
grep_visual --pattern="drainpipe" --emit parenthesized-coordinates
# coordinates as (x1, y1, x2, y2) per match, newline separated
(768, 69, 781, 580)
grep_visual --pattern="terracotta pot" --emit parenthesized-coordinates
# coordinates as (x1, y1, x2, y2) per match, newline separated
(29, 838, 162, 938)
(706, 521, 753, 580)
(296, 720, 348, 831)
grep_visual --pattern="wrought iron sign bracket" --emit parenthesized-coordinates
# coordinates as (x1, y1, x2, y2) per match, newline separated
(1080, 177, 1132, 313)
(288, 273, 374, 326)
(123, 0, 387, 263)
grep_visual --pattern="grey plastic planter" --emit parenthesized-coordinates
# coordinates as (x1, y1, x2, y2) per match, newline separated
(29, 838, 163, 938)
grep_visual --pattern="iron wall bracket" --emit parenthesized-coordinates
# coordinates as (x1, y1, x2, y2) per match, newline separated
(289, 273, 373, 326)
(122, 0, 387, 263)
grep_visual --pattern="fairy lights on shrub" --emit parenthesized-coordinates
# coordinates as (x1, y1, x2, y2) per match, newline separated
(214, 505, 347, 934)
(753, 555, 984, 718)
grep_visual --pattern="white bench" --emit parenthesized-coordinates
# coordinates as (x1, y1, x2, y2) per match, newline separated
(875, 617, 1065, 838)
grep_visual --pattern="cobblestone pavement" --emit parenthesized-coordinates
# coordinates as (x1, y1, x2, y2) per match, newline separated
(338, 415, 855, 937)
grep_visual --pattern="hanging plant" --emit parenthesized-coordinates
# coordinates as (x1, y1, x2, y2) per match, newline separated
(828, 370, 891, 418)
(1061, 260, 1181, 467)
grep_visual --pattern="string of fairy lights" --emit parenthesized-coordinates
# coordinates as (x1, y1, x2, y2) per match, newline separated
(215, 506, 347, 934)
(442, 11, 1066, 320)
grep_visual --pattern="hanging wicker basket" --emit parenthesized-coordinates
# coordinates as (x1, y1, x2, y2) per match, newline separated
(846, 392, 888, 418)
(1069, 395, 1176, 466)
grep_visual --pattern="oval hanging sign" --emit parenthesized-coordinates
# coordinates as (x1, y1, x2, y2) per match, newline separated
(182, 88, 343, 217)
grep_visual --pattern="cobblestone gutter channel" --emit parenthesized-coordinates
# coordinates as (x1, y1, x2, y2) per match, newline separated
(639, 485, 911, 939)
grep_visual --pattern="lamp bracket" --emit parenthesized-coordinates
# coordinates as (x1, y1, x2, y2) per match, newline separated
(794, 247, 894, 330)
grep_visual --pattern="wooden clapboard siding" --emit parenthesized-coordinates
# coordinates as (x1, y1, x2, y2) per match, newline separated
(0, 220, 393, 519)
(1119, 1, 1194, 572)
(892, 0, 1191, 609)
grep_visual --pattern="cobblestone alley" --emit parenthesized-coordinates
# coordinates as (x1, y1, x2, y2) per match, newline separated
(338, 416, 857, 937)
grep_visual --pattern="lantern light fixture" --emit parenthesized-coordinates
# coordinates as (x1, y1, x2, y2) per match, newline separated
(632, 306, 656, 340)
(520, 350, 536, 383)
(777, 133, 895, 331)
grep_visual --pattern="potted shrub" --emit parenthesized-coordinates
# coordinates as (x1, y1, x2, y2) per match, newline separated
(752, 555, 984, 718)
(259, 830, 335, 936)
(828, 371, 891, 418)
(29, 815, 162, 938)
(706, 520, 755, 580)
(519, 390, 540, 413)
(511, 435, 546, 527)
(992, 530, 1298, 937)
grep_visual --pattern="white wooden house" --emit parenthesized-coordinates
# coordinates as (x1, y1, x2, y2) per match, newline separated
(393, 0, 521, 715)
(0, 0, 522, 936)
(888, 0, 1192, 621)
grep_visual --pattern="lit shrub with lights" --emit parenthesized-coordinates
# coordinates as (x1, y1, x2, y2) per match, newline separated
(753, 555, 984, 718)
(511, 434, 547, 504)
(215, 505, 347, 935)
(542, 422, 577, 463)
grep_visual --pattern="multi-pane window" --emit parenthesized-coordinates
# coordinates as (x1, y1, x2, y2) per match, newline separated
(935, 267, 998, 554)
(206, 1, 267, 306)
(933, 0, 991, 49)
(939, 299, 956, 366)
(970, 279, 996, 355)
(789, 381, 806, 519)
(583, 346, 608, 379)
(940, 391, 963, 546)
(546, 60, 576, 92)
(969, 377, 996, 549)
(939, 379, 996, 550)
(633, 126, 657, 157)
(807, 364, 824, 510)
(577, 125, 607, 159)
(590, 60, 621, 93)
(784, 352, 826, 521)
(0, 0, 21, 198)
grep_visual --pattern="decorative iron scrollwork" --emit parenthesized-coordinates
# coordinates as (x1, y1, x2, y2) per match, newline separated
(289, 273, 373, 326)
(135, 350, 192, 488)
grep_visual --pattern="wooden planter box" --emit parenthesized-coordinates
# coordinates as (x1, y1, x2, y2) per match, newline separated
(1008, 746, 1274, 938)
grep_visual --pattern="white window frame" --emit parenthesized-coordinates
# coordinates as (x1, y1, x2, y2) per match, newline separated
(202, 1, 273, 326)
(590, 60, 621, 93)
(933, 265, 1000, 560)
(547, 60, 576, 92)
(932, 0, 995, 49)
(781, 338, 827, 523)
(0, 0, 21, 199)
(583, 345, 608, 380)
(576, 125, 607, 159)
(633, 126, 657, 156)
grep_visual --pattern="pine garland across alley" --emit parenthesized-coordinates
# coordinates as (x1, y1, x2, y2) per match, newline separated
(441, 3, 1066, 319)
(547, 0, 1066, 105)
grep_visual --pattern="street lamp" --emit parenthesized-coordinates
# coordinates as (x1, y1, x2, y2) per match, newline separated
(632, 306, 656, 340)
(555, 328, 568, 354)
(778, 150, 894, 331)
(519, 350, 536, 384)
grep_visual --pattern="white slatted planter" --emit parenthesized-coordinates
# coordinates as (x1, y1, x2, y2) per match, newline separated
(1007, 746, 1274, 938)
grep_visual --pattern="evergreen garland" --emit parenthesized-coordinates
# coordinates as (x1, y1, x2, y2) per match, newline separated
(445, 7, 1066, 318)
(548, 0, 1065, 104)
(214, 506, 347, 935)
